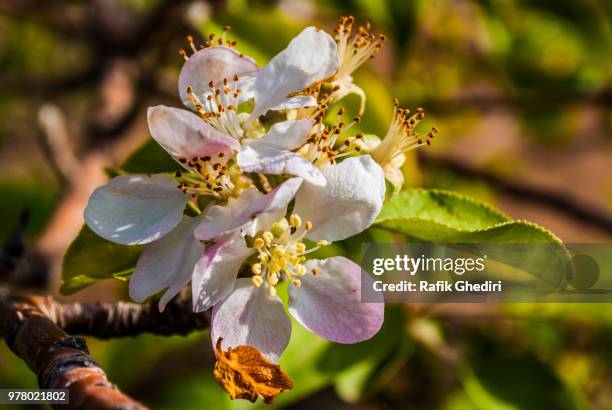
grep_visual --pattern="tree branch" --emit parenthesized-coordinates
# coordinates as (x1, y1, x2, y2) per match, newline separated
(0, 288, 147, 410)
(49, 293, 211, 339)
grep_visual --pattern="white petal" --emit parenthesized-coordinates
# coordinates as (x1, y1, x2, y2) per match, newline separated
(238, 149, 325, 186)
(192, 233, 254, 312)
(236, 74, 257, 104)
(147, 105, 240, 163)
(85, 174, 189, 245)
(194, 178, 302, 241)
(237, 119, 325, 185)
(178, 46, 258, 107)
(248, 119, 314, 151)
(269, 95, 317, 111)
(288, 257, 384, 343)
(129, 216, 203, 310)
(293, 155, 386, 242)
(250, 27, 339, 119)
(212, 279, 291, 362)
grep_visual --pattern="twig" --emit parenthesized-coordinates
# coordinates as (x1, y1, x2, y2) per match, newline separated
(48, 293, 210, 339)
(0, 288, 147, 410)
(419, 153, 612, 235)
(37, 104, 82, 187)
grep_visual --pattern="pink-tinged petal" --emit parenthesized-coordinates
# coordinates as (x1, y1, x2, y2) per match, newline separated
(84, 174, 189, 245)
(250, 27, 339, 120)
(293, 155, 386, 242)
(178, 46, 258, 107)
(212, 279, 291, 362)
(147, 105, 240, 164)
(194, 178, 302, 241)
(192, 233, 254, 312)
(129, 216, 203, 311)
(288, 257, 384, 343)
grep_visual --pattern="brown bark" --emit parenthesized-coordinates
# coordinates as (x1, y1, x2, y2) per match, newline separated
(0, 287, 148, 409)
(49, 293, 211, 339)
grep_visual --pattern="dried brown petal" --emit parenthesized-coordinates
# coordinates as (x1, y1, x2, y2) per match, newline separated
(213, 338, 293, 403)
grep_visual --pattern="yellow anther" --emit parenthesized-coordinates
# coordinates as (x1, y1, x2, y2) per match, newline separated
(252, 263, 262, 275)
(253, 237, 265, 249)
(252, 275, 263, 287)
(290, 214, 302, 228)
(296, 265, 306, 276)
(317, 240, 329, 246)
(262, 231, 274, 245)
(269, 286, 277, 297)
(259, 253, 269, 263)
(295, 243, 306, 254)
(269, 262, 281, 274)
(272, 246, 285, 257)
(292, 279, 302, 287)
(251, 276, 263, 287)
(305, 221, 313, 231)
(268, 273, 279, 286)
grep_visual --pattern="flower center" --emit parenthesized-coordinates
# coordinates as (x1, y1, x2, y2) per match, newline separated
(186, 78, 244, 140)
(174, 154, 243, 200)
(333, 16, 386, 82)
(371, 99, 437, 166)
(249, 214, 327, 297)
(298, 107, 364, 167)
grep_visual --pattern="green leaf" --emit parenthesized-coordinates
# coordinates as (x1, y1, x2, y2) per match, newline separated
(373, 189, 571, 286)
(121, 140, 181, 175)
(60, 225, 143, 295)
(376, 189, 511, 232)
(374, 189, 566, 244)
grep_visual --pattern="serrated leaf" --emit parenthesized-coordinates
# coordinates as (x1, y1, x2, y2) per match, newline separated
(60, 225, 143, 295)
(376, 189, 511, 231)
(373, 189, 571, 286)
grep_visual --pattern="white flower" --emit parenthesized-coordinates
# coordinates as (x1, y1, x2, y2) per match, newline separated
(190, 177, 385, 361)
(84, 105, 246, 309)
(178, 26, 339, 136)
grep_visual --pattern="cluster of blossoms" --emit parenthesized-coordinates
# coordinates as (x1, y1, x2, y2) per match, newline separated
(84, 18, 435, 361)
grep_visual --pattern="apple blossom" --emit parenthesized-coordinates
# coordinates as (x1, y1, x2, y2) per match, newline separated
(192, 170, 385, 361)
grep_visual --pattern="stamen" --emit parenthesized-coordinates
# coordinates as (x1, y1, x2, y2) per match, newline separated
(334, 16, 386, 80)
(185, 81, 244, 140)
(246, 215, 329, 294)
(298, 105, 364, 166)
(371, 100, 437, 167)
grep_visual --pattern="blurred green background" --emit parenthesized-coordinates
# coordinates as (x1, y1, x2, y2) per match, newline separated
(0, 0, 611, 409)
